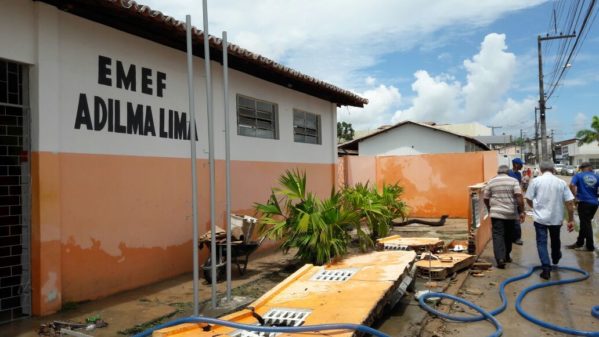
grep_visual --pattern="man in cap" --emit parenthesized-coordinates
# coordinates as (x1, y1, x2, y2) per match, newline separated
(568, 161, 598, 252)
(484, 165, 525, 269)
(508, 157, 525, 245)
(525, 161, 575, 280)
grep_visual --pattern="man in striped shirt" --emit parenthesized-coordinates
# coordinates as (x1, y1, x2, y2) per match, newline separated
(483, 165, 526, 268)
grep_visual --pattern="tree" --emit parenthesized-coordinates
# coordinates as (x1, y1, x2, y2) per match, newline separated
(337, 121, 355, 143)
(576, 115, 599, 146)
(513, 137, 525, 146)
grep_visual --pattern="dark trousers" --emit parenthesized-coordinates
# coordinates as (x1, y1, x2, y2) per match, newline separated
(513, 220, 522, 241)
(577, 202, 597, 250)
(534, 222, 562, 272)
(491, 218, 515, 263)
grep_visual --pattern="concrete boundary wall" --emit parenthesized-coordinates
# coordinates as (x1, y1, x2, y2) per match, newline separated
(338, 151, 498, 218)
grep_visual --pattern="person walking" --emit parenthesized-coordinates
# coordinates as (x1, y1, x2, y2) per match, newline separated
(508, 158, 525, 245)
(483, 165, 525, 269)
(567, 162, 598, 252)
(525, 161, 575, 280)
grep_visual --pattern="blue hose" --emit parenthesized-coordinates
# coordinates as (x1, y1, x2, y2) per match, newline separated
(419, 265, 599, 337)
(131, 316, 393, 337)
(133, 265, 597, 337)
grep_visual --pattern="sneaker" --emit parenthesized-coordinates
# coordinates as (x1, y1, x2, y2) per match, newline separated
(506, 256, 513, 263)
(566, 243, 582, 249)
(574, 246, 594, 252)
(514, 239, 523, 245)
(540, 270, 550, 280)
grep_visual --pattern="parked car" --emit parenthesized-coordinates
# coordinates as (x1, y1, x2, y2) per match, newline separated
(565, 165, 576, 176)
(554, 164, 565, 174)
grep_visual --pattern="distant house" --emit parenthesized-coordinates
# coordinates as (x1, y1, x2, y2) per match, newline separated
(338, 121, 489, 156)
(432, 122, 492, 137)
(554, 138, 577, 164)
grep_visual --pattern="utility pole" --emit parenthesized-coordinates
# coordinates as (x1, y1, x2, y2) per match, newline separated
(537, 33, 575, 162)
(520, 129, 523, 158)
(550, 129, 555, 162)
(488, 125, 502, 136)
(534, 107, 539, 164)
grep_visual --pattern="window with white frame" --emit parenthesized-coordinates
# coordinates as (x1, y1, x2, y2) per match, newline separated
(236, 94, 278, 139)
(293, 109, 321, 144)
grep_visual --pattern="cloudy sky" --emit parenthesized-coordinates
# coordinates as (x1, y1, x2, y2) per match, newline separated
(142, 0, 599, 140)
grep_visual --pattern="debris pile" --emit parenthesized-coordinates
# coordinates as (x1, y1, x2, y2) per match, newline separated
(37, 317, 108, 337)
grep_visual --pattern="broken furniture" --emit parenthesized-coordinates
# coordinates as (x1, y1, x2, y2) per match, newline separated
(200, 215, 266, 281)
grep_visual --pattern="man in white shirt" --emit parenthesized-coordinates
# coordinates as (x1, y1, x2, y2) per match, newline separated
(525, 161, 575, 280)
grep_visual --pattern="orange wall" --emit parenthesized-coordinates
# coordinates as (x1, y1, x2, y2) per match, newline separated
(340, 152, 498, 218)
(31, 151, 334, 315)
(374, 152, 497, 218)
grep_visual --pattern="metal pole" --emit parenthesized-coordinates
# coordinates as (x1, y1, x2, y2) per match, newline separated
(534, 108, 539, 165)
(519, 129, 523, 159)
(202, 0, 218, 308)
(185, 15, 200, 317)
(223, 31, 232, 301)
(537, 35, 548, 162)
(536, 33, 575, 162)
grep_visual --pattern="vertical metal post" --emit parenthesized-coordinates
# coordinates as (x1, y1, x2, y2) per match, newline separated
(185, 15, 200, 317)
(534, 107, 539, 164)
(537, 35, 548, 162)
(202, 0, 218, 308)
(222, 31, 232, 300)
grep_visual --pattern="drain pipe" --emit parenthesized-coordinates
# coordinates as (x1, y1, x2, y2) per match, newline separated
(222, 31, 232, 301)
(185, 14, 200, 317)
(202, 0, 218, 308)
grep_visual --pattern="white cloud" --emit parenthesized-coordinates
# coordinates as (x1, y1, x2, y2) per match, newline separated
(391, 33, 525, 126)
(463, 33, 516, 120)
(340, 84, 402, 130)
(365, 76, 377, 86)
(391, 71, 461, 123)
(489, 97, 537, 129)
(141, 0, 545, 87)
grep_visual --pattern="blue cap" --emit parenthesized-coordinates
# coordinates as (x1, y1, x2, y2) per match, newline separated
(512, 158, 524, 165)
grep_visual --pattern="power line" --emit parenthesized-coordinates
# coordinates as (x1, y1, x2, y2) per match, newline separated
(546, 0, 598, 101)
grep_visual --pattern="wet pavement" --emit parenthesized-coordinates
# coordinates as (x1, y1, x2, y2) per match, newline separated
(419, 215, 599, 337)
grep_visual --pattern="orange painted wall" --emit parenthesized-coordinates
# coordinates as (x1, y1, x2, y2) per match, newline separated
(31, 151, 334, 315)
(375, 152, 497, 218)
(345, 156, 376, 186)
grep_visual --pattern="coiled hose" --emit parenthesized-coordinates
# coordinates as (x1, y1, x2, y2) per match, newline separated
(419, 265, 599, 337)
(133, 265, 598, 337)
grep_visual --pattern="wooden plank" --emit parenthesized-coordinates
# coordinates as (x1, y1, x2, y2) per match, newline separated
(414, 253, 476, 280)
(376, 235, 444, 252)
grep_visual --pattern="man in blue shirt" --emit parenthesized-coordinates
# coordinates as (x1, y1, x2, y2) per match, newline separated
(508, 158, 524, 245)
(568, 162, 598, 252)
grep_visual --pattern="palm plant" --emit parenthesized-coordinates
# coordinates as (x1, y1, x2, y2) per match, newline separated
(576, 115, 599, 146)
(255, 170, 358, 265)
(340, 182, 409, 248)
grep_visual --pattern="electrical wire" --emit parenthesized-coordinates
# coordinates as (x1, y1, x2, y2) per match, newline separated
(546, 0, 598, 101)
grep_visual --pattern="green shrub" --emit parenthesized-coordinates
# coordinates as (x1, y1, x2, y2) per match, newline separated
(339, 182, 408, 249)
(256, 170, 358, 265)
(255, 170, 407, 264)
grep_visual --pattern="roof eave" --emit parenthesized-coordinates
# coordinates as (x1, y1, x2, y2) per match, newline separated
(37, 0, 367, 107)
